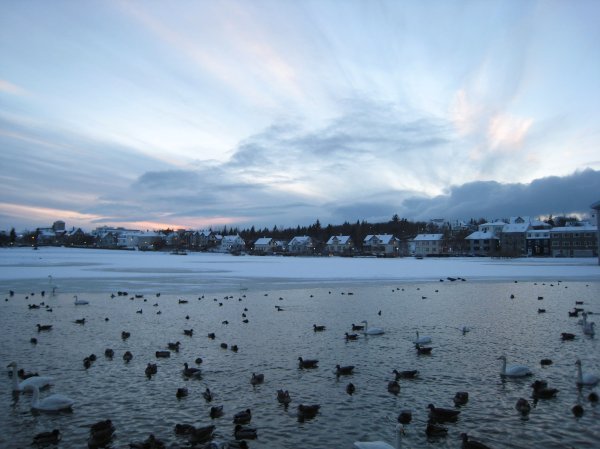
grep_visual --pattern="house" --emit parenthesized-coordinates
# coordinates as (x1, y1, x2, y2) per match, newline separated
(549, 223, 598, 258)
(362, 234, 399, 256)
(325, 235, 354, 255)
(287, 236, 314, 255)
(135, 231, 163, 250)
(526, 229, 552, 256)
(254, 237, 276, 254)
(592, 200, 600, 265)
(413, 234, 444, 256)
(219, 235, 245, 253)
(195, 230, 218, 249)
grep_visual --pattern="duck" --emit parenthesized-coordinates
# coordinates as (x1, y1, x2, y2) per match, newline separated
(345, 332, 359, 341)
(498, 355, 532, 377)
(387, 380, 400, 394)
(588, 392, 598, 403)
(7, 362, 52, 392)
(352, 323, 365, 331)
(250, 373, 264, 385)
(233, 409, 252, 424)
(73, 295, 89, 305)
(17, 368, 38, 380)
(210, 405, 224, 418)
(531, 380, 558, 399)
(393, 369, 419, 380)
(426, 422, 448, 437)
(575, 359, 599, 387)
(167, 341, 181, 351)
(203, 387, 213, 402)
(414, 331, 432, 344)
(540, 359, 553, 366)
(121, 331, 130, 340)
(29, 385, 74, 412)
(361, 320, 384, 335)
(427, 404, 460, 423)
(104, 348, 114, 358)
(336, 364, 355, 376)
(183, 329, 193, 336)
(454, 391, 469, 406)
(176, 388, 188, 399)
(155, 351, 170, 358)
(123, 351, 133, 362)
(561, 332, 576, 341)
(572, 404, 584, 417)
(129, 434, 165, 449)
(189, 425, 216, 444)
(515, 397, 531, 414)
(461, 433, 493, 449)
(346, 383, 356, 395)
(145, 363, 157, 378)
(32, 429, 61, 446)
(174, 423, 195, 435)
(88, 419, 115, 448)
(277, 389, 292, 404)
(298, 404, 320, 421)
(397, 410, 412, 424)
(183, 362, 201, 378)
(298, 357, 319, 369)
(234, 424, 257, 440)
(313, 324, 326, 332)
(36, 324, 52, 331)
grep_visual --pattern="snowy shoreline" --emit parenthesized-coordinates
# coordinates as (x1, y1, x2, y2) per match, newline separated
(1, 246, 599, 293)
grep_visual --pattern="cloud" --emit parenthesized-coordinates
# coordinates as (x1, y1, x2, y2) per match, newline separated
(0, 79, 27, 96)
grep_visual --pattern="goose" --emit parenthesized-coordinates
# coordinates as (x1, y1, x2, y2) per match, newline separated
(353, 424, 404, 449)
(30, 385, 74, 412)
(234, 424, 257, 440)
(297, 404, 320, 421)
(414, 331, 431, 344)
(250, 373, 264, 385)
(393, 369, 418, 380)
(73, 295, 89, 305)
(233, 409, 252, 424)
(575, 359, 599, 387)
(361, 320, 384, 335)
(461, 433, 492, 449)
(336, 364, 355, 376)
(427, 404, 460, 423)
(515, 398, 531, 414)
(454, 391, 469, 406)
(7, 362, 52, 392)
(32, 429, 61, 446)
(498, 355, 532, 377)
(298, 357, 319, 369)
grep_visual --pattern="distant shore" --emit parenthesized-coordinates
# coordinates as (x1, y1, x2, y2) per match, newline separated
(1, 246, 599, 294)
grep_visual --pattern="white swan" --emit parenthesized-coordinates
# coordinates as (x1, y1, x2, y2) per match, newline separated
(354, 424, 403, 449)
(73, 295, 89, 305)
(583, 321, 595, 336)
(498, 355, 532, 378)
(575, 359, 599, 387)
(30, 385, 74, 412)
(7, 362, 52, 392)
(414, 331, 431, 344)
(361, 320, 384, 335)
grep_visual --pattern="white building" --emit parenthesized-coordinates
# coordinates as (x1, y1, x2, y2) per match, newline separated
(325, 235, 354, 255)
(413, 234, 444, 256)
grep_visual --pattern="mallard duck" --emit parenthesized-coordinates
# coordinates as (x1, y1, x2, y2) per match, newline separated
(531, 380, 558, 399)
(233, 409, 252, 424)
(277, 389, 292, 404)
(189, 425, 216, 444)
(345, 333, 359, 341)
(515, 398, 531, 414)
(428, 404, 460, 423)
(426, 422, 448, 437)
(572, 404, 584, 417)
(393, 369, 419, 380)
(388, 380, 400, 394)
(174, 423, 195, 435)
(234, 425, 257, 440)
(210, 405, 223, 418)
(121, 331, 130, 340)
(123, 351, 133, 362)
(454, 391, 469, 406)
(298, 357, 319, 369)
(346, 383, 356, 395)
(461, 433, 492, 449)
(183, 329, 193, 336)
(176, 388, 188, 399)
(351, 323, 365, 331)
(298, 404, 320, 421)
(336, 364, 354, 376)
(250, 373, 264, 385)
(183, 363, 201, 378)
(104, 348, 114, 358)
(313, 324, 326, 332)
(167, 341, 181, 351)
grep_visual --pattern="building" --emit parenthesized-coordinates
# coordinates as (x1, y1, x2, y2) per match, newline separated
(219, 235, 246, 253)
(413, 234, 444, 256)
(254, 237, 276, 254)
(526, 229, 552, 256)
(592, 201, 600, 265)
(325, 235, 354, 255)
(550, 223, 598, 258)
(363, 234, 399, 256)
(287, 236, 314, 255)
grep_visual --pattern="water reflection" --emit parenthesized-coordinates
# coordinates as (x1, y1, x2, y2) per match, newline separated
(1, 281, 599, 448)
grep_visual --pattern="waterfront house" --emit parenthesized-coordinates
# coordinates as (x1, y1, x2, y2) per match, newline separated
(413, 234, 444, 256)
(325, 235, 354, 255)
(363, 234, 399, 256)
(254, 237, 276, 254)
(288, 236, 314, 255)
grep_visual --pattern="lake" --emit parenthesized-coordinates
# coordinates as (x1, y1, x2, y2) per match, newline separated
(1, 271, 599, 448)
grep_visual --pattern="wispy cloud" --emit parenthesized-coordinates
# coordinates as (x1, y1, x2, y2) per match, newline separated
(0, 79, 27, 96)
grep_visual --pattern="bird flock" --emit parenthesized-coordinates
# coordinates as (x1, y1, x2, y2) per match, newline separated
(4, 277, 600, 448)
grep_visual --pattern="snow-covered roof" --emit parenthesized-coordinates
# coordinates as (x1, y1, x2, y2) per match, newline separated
(466, 231, 499, 240)
(254, 237, 273, 245)
(502, 223, 530, 233)
(326, 235, 351, 245)
(413, 234, 443, 241)
(222, 235, 244, 244)
(550, 225, 597, 233)
(364, 234, 396, 244)
(289, 236, 312, 246)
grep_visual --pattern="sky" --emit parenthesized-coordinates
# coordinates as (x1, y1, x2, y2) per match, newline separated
(1, 0, 599, 232)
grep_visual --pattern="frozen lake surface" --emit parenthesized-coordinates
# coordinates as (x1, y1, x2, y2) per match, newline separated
(1, 248, 599, 448)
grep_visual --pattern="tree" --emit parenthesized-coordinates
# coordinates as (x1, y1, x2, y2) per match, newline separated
(10, 227, 16, 245)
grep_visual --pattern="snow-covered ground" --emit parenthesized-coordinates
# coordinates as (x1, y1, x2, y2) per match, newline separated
(1, 246, 599, 293)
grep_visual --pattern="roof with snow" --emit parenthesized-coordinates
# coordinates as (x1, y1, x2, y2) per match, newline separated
(254, 237, 274, 245)
(364, 234, 396, 244)
(326, 235, 352, 245)
(413, 234, 443, 241)
(466, 231, 499, 240)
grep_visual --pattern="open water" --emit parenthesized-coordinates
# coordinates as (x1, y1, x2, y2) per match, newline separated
(1, 279, 599, 448)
